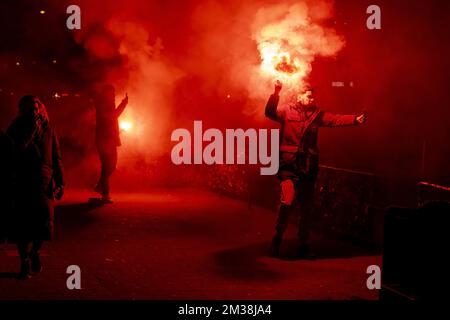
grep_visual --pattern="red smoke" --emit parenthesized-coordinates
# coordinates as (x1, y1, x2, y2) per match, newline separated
(49, 0, 347, 189)
(253, 2, 344, 92)
(2, 0, 450, 202)
(40, 0, 447, 199)
(68, 0, 344, 156)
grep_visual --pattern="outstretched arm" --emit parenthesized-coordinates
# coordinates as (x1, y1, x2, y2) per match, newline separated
(319, 111, 367, 127)
(52, 130, 65, 200)
(116, 93, 128, 117)
(265, 80, 284, 123)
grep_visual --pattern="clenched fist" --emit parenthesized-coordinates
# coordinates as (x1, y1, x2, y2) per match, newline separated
(121, 93, 128, 106)
(274, 80, 283, 95)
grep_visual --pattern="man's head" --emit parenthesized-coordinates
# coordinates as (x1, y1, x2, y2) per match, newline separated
(296, 87, 314, 107)
(101, 84, 116, 104)
(18, 95, 40, 118)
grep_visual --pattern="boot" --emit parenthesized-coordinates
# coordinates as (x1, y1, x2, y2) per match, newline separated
(30, 250, 42, 273)
(102, 194, 114, 204)
(270, 234, 283, 258)
(93, 184, 103, 196)
(296, 244, 316, 260)
(18, 259, 31, 279)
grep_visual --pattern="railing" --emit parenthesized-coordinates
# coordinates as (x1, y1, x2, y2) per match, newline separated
(417, 181, 450, 207)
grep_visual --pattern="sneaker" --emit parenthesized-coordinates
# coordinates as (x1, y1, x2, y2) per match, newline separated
(296, 244, 316, 260)
(30, 251, 42, 273)
(269, 235, 282, 258)
(18, 259, 31, 279)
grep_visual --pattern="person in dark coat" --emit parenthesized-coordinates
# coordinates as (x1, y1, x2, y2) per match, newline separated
(265, 81, 367, 259)
(6, 95, 64, 279)
(93, 84, 128, 203)
(0, 131, 14, 244)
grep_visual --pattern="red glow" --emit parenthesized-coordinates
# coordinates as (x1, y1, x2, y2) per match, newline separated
(119, 120, 133, 132)
(254, 3, 345, 91)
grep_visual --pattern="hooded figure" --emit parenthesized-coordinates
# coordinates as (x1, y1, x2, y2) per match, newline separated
(6, 95, 64, 279)
(93, 84, 128, 203)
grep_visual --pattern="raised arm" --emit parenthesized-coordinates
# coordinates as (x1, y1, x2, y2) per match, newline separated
(115, 93, 128, 117)
(265, 80, 284, 123)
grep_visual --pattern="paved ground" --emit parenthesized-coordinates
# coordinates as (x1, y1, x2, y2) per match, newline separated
(0, 188, 380, 300)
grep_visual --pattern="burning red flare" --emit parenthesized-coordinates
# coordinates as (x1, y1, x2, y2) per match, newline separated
(254, 2, 345, 90)
(274, 55, 299, 74)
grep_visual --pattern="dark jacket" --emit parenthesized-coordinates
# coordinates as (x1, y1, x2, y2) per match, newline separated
(265, 93, 358, 180)
(0, 131, 14, 243)
(6, 117, 64, 241)
(95, 99, 127, 148)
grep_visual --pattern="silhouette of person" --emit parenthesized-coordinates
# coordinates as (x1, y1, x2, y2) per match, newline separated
(93, 84, 128, 203)
(6, 95, 64, 279)
(0, 130, 14, 244)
